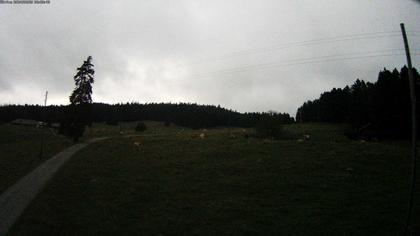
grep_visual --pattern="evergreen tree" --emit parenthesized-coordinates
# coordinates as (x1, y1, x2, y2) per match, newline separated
(70, 56, 95, 105)
(60, 56, 95, 142)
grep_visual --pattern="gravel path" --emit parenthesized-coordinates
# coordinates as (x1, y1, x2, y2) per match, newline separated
(0, 137, 108, 236)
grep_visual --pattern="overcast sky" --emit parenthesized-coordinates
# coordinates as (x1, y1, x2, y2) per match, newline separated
(0, 0, 419, 116)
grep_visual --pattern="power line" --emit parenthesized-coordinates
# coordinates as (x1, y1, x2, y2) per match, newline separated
(206, 53, 418, 77)
(3, 49, 413, 75)
(181, 31, 406, 67)
(191, 50, 406, 77)
(225, 32, 401, 55)
(191, 52, 419, 78)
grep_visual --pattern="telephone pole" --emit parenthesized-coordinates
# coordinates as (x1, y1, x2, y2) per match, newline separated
(39, 91, 48, 159)
(44, 91, 48, 107)
(401, 23, 417, 236)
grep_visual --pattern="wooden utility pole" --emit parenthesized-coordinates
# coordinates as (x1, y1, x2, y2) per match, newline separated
(38, 91, 48, 158)
(44, 91, 48, 107)
(401, 23, 417, 236)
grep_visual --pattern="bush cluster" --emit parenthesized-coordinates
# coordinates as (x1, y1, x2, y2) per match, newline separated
(254, 117, 288, 139)
(135, 122, 146, 132)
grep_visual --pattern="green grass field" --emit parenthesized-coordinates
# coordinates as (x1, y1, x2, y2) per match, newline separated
(3, 122, 420, 235)
(0, 124, 72, 193)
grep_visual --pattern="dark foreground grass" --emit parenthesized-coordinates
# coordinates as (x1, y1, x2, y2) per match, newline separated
(9, 123, 420, 235)
(0, 121, 177, 194)
(0, 124, 72, 193)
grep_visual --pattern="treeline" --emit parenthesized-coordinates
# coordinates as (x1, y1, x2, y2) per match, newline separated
(0, 102, 294, 129)
(296, 66, 420, 139)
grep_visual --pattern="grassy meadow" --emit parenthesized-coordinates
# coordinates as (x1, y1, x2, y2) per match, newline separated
(2, 121, 420, 235)
(0, 124, 72, 193)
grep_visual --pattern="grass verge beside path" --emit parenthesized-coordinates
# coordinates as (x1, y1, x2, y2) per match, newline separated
(0, 124, 72, 193)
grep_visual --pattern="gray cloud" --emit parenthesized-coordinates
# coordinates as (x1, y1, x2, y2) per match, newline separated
(0, 0, 419, 115)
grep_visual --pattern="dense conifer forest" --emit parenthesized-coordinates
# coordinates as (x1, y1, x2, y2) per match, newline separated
(0, 102, 294, 129)
(296, 66, 420, 139)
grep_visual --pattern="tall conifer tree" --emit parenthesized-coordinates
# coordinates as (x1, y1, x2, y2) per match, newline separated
(60, 56, 95, 142)
(70, 56, 94, 105)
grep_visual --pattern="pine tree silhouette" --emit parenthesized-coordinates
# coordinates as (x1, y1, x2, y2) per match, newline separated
(60, 56, 95, 142)
(70, 56, 94, 105)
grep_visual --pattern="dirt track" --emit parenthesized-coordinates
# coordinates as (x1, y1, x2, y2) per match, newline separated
(0, 137, 108, 236)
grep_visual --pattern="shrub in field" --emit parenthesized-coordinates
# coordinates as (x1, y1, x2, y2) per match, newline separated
(344, 123, 377, 140)
(135, 122, 147, 132)
(254, 117, 292, 140)
(58, 121, 85, 143)
(105, 119, 118, 126)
